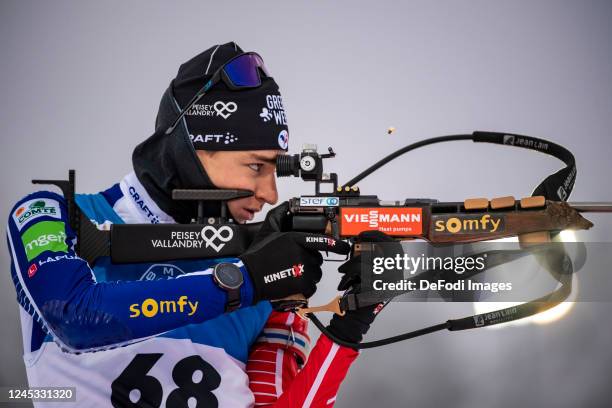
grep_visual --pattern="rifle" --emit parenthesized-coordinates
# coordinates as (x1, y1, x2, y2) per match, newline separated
(269, 131, 612, 347)
(34, 131, 612, 348)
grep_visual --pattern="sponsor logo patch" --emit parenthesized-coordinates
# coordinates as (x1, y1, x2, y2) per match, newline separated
(185, 101, 237, 119)
(264, 264, 304, 284)
(26, 254, 81, 278)
(473, 307, 518, 327)
(340, 207, 422, 236)
(129, 295, 199, 318)
(278, 129, 289, 149)
(139, 264, 187, 281)
(299, 196, 339, 207)
(432, 214, 505, 234)
(21, 221, 68, 262)
(260, 107, 273, 122)
(503, 134, 549, 151)
(305, 236, 336, 246)
(213, 101, 238, 119)
(37, 254, 78, 266)
(27, 263, 38, 278)
(128, 186, 160, 224)
(12, 198, 61, 230)
(260, 94, 287, 125)
(150, 226, 234, 253)
(189, 133, 238, 145)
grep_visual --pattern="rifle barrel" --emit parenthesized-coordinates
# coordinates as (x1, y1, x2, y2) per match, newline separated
(568, 202, 612, 213)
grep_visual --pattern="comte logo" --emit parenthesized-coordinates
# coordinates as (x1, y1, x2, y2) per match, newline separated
(12, 198, 61, 231)
(339, 207, 422, 236)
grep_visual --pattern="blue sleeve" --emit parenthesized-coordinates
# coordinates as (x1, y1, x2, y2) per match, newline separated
(6, 191, 255, 353)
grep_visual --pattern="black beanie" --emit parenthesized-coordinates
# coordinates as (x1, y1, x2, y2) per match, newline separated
(173, 42, 289, 151)
(132, 42, 286, 223)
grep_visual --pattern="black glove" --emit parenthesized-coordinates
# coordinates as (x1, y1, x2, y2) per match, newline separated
(240, 231, 351, 302)
(327, 231, 402, 345)
(327, 301, 383, 346)
(337, 230, 403, 292)
(254, 201, 292, 240)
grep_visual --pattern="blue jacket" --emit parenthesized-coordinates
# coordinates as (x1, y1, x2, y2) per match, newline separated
(7, 171, 271, 363)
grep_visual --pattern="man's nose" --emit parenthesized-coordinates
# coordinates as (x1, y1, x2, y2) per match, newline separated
(255, 174, 278, 205)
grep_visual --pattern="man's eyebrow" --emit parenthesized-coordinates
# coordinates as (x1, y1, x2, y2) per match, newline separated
(250, 153, 279, 165)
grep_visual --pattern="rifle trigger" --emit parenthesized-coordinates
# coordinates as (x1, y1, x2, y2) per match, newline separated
(297, 295, 345, 318)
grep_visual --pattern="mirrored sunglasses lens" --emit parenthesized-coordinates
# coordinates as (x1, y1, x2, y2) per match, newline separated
(223, 54, 261, 87)
(253, 54, 270, 76)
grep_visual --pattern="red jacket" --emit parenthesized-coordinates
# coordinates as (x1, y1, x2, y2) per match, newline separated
(247, 311, 359, 407)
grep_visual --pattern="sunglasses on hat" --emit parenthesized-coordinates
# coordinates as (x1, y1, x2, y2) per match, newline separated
(166, 52, 270, 135)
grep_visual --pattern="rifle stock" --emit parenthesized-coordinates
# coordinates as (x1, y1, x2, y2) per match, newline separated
(290, 195, 594, 244)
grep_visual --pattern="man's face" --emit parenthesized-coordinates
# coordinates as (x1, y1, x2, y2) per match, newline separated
(197, 149, 282, 223)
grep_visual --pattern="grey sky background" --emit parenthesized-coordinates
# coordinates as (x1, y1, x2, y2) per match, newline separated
(1, 1, 611, 407)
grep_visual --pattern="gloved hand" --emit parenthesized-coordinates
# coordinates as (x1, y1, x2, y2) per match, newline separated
(337, 230, 403, 292)
(253, 201, 292, 240)
(327, 231, 402, 345)
(327, 300, 384, 346)
(240, 231, 350, 303)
